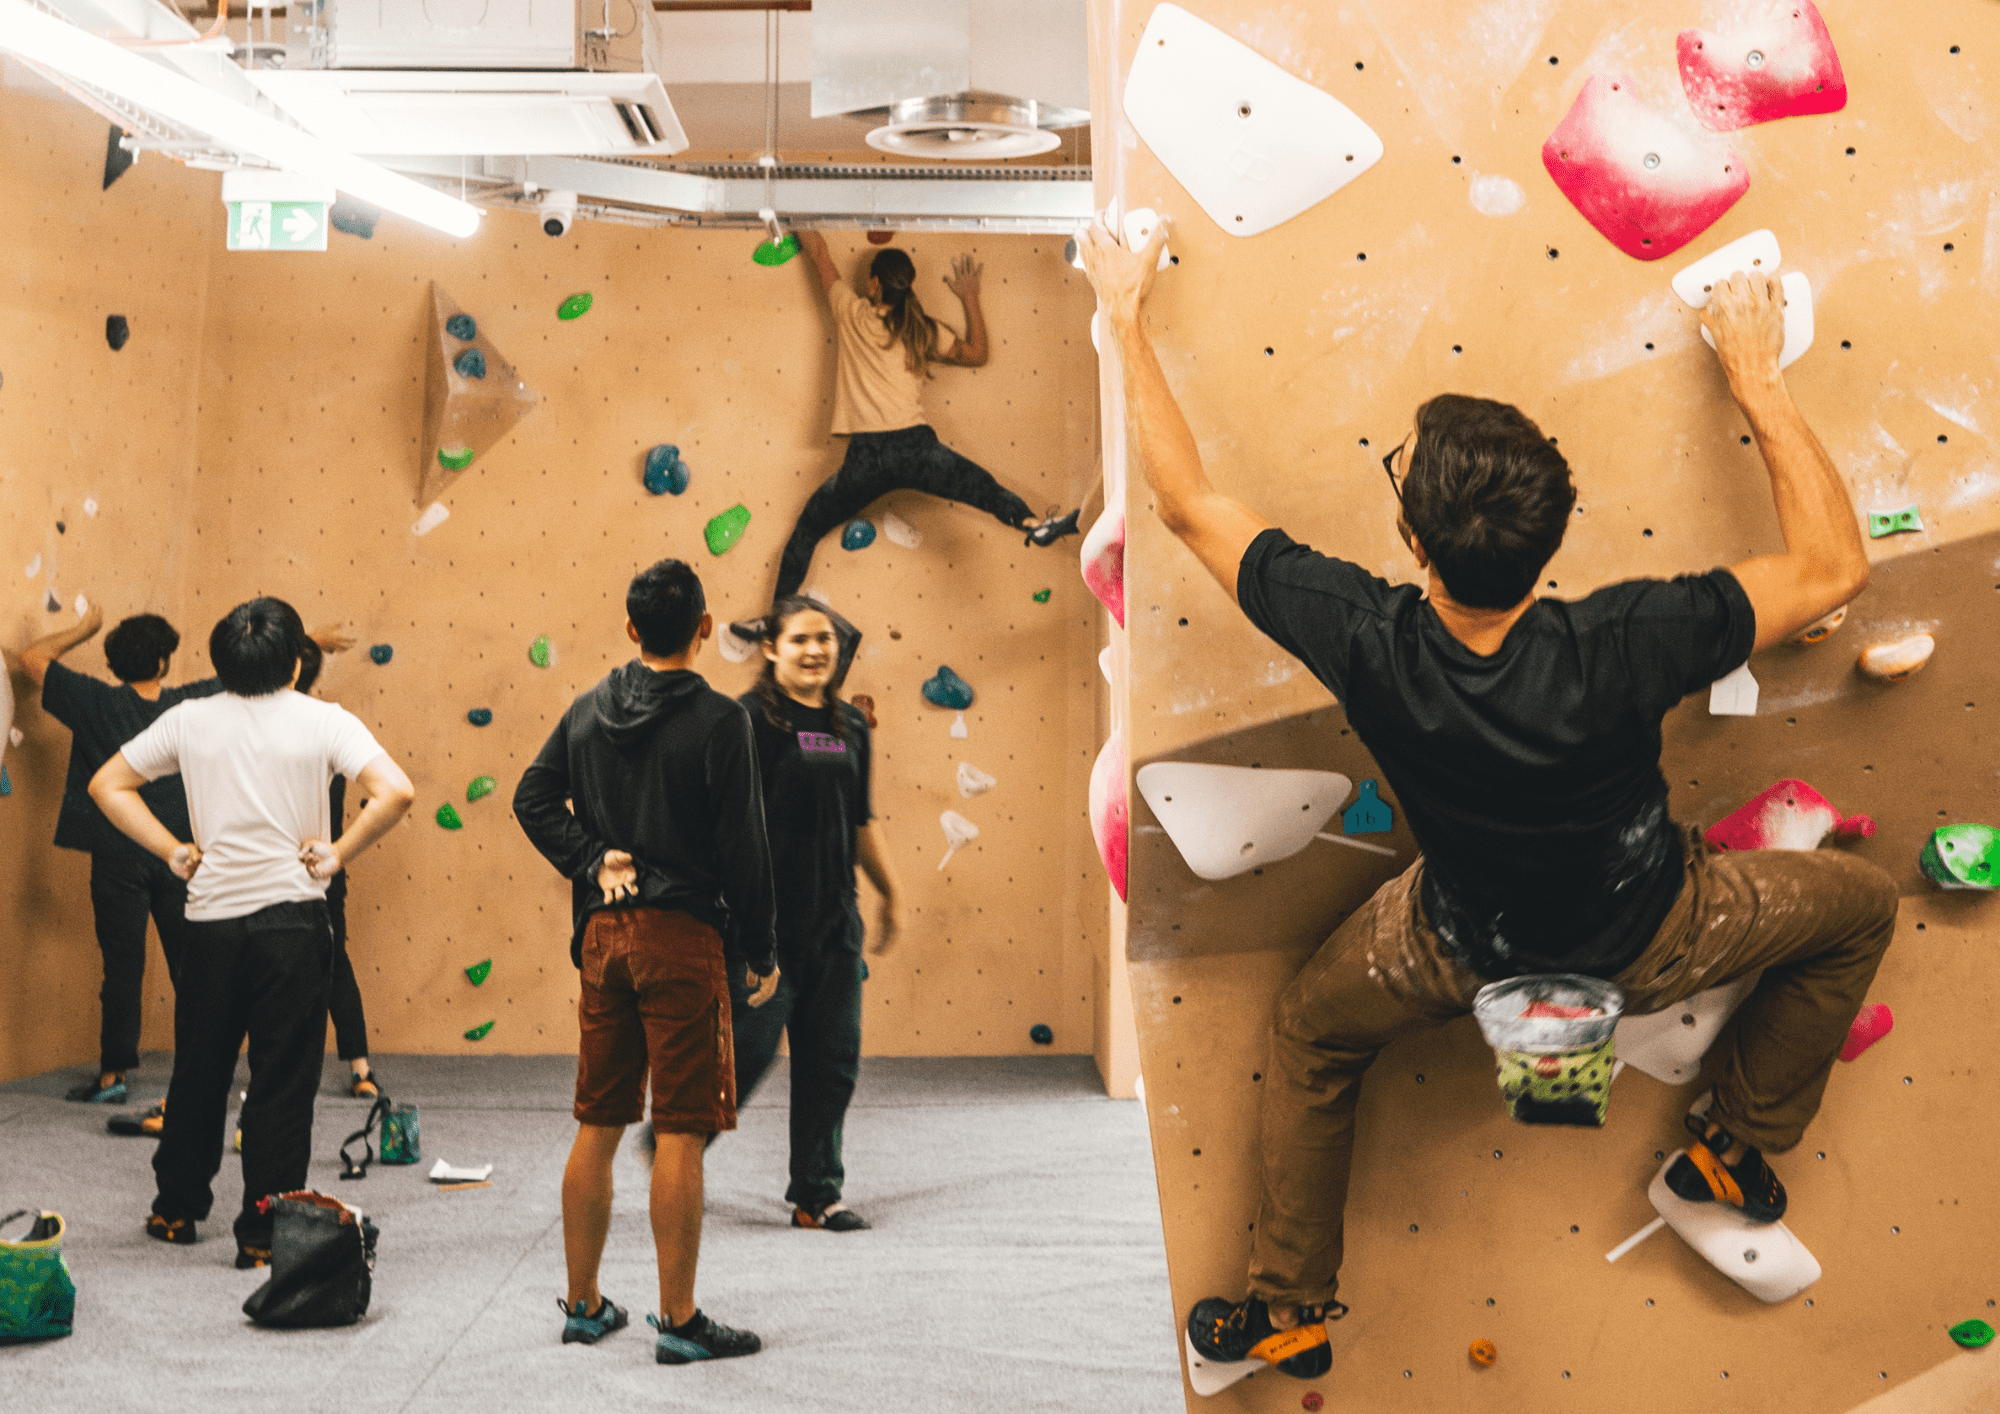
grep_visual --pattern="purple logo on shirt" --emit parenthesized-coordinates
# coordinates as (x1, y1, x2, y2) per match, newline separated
(799, 731, 846, 755)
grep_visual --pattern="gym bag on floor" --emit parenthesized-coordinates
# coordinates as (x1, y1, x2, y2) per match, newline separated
(0, 1208, 76, 1343)
(338, 1092, 420, 1179)
(241, 1191, 379, 1329)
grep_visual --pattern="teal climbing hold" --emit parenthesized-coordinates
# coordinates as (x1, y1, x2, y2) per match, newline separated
(1033, 588, 1052, 603)
(464, 958, 492, 987)
(444, 313, 477, 341)
(368, 644, 393, 665)
(921, 665, 974, 710)
(468, 708, 492, 726)
(438, 447, 475, 471)
(436, 803, 463, 830)
(557, 292, 593, 321)
(643, 444, 689, 496)
(842, 519, 876, 551)
(1030, 1023, 1054, 1045)
(1344, 779, 1394, 835)
(0, 764, 10, 797)
(528, 634, 553, 668)
(466, 775, 497, 803)
(705, 505, 751, 556)
(753, 233, 800, 266)
(453, 347, 487, 379)
(1950, 1318, 1996, 1348)
(1867, 504, 1923, 538)
(464, 1020, 495, 1041)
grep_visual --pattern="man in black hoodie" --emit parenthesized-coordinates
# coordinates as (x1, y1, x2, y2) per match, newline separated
(515, 558, 779, 1366)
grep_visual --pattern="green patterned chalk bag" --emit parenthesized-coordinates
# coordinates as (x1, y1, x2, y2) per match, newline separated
(380, 1104, 420, 1165)
(1471, 974, 1625, 1128)
(0, 1209, 76, 1343)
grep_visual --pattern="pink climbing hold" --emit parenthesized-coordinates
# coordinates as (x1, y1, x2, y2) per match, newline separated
(1705, 779, 1874, 853)
(1839, 1003, 1893, 1062)
(1089, 728, 1129, 901)
(1677, 1, 1847, 133)
(1542, 73, 1750, 262)
(1080, 508, 1126, 629)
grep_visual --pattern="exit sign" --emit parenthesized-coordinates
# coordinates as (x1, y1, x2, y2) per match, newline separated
(227, 199, 327, 252)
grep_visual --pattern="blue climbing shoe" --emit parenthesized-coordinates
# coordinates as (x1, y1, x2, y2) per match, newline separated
(648, 1309, 762, 1364)
(558, 1295, 629, 1345)
(66, 1075, 127, 1104)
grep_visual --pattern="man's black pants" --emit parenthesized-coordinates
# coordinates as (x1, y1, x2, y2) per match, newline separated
(88, 851, 192, 1075)
(727, 944, 864, 1213)
(152, 901, 332, 1248)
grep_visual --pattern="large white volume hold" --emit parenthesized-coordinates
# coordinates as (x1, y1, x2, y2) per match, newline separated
(1615, 975, 1759, 1085)
(1648, 1152, 1821, 1302)
(1672, 229, 1783, 307)
(1122, 3, 1384, 238)
(1135, 762, 1352, 881)
(1700, 270, 1814, 369)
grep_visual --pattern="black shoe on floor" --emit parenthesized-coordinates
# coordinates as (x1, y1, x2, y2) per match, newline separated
(1664, 1116, 1788, 1224)
(1186, 1295, 1342, 1379)
(1025, 508, 1081, 548)
(107, 1101, 165, 1137)
(792, 1203, 870, 1232)
(559, 1295, 629, 1345)
(145, 1214, 196, 1246)
(649, 1310, 762, 1364)
(235, 1245, 272, 1270)
(67, 1076, 128, 1104)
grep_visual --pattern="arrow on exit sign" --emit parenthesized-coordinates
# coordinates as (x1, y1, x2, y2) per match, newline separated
(227, 199, 328, 252)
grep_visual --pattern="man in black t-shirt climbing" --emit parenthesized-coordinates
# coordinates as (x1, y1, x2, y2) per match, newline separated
(1080, 217, 1897, 1382)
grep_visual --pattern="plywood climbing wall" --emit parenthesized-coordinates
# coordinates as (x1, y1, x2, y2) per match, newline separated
(0, 87, 1104, 1075)
(1090, 0, 2000, 1408)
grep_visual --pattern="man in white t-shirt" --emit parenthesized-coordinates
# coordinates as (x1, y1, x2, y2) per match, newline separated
(91, 596, 414, 1268)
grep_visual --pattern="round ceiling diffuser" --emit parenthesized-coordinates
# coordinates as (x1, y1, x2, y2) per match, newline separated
(865, 94, 1064, 161)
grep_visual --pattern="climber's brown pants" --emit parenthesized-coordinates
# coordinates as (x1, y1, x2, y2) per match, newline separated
(1246, 824, 1899, 1310)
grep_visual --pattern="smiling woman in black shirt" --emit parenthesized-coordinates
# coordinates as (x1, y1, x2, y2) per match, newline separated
(728, 596, 903, 1232)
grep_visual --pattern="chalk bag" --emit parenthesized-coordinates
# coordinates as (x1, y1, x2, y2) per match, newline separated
(339, 1094, 421, 1179)
(241, 1191, 379, 1329)
(1472, 974, 1624, 1128)
(0, 1209, 76, 1343)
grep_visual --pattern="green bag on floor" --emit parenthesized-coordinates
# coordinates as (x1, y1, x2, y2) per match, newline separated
(339, 1094, 420, 1180)
(0, 1209, 76, 1343)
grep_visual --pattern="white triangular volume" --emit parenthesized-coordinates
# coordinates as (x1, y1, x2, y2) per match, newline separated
(1648, 1153, 1821, 1302)
(1708, 661, 1759, 716)
(412, 501, 450, 536)
(1699, 270, 1813, 369)
(1672, 229, 1782, 308)
(957, 761, 997, 798)
(881, 512, 920, 548)
(1614, 974, 1759, 1085)
(1122, 3, 1384, 238)
(1135, 762, 1353, 881)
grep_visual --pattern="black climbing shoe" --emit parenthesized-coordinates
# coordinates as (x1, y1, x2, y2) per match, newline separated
(559, 1295, 630, 1345)
(235, 1244, 272, 1270)
(648, 1309, 762, 1364)
(1025, 508, 1081, 548)
(107, 1101, 165, 1137)
(727, 616, 769, 646)
(1186, 1295, 1343, 1378)
(792, 1203, 871, 1232)
(145, 1214, 196, 1246)
(1664, 1114, 1787, 1224)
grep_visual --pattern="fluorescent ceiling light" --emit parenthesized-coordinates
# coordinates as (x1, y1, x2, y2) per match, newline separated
(0, 0, 481, 239)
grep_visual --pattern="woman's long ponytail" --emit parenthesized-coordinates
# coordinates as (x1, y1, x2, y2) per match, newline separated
(870, 248, 940, 378)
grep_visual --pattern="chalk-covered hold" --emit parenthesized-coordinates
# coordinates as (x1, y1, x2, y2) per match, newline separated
(437, 447, 475, 471)
(528, 634, 554, 668)
(464, 1020, 495, 1041)
(1919, 823, 1999, 891)
(881, 512, 921, 548)
(1676, 1, 1847, 132)
(465, 958, 492, 986)
(1857, 633, 1934, 682)
(557, 292, 593, 321)
(1705, 779, 1874, 852)
(938, 810, 979, 869)
(466, 775, 497, 802)
(956, 761, 997, 798)
(1135, 762, 1353, 881)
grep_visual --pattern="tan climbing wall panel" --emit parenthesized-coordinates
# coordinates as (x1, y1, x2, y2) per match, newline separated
(176, 209, 1102, 1060)
(1093, 0, 2000, 1407)
(0, 87, 216, 1080)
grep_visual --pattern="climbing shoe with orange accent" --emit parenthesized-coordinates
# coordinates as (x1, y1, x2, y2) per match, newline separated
(792, 1204, 870, 1232)
(145, 1214, 196, 1246)
(1187, 1295, 1344, 1379)
(108, 1101, 166, 1137)
(1664, 1116, 1787, 1224)
(234, 1245, 272, 1270)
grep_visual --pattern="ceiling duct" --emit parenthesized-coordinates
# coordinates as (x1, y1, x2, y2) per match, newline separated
(812, 0, 1088, 162)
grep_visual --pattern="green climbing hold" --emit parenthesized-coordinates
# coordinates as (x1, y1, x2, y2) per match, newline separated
(705, 504, 751, 556)
(1919, 823, 2000, 890)
(467, 775, 497, 803)
(557, 292, 593, 320)
(921, 665, 974, 710)
(453, 347, 486, 379)
(436, 803, 463, 830)
(438, 447, 475, 471)
(1033, 588, 1052, 603)
(528, 634, 553, 668)
(445, 313, 477, 341)
(1868, 504, 1924, 538)
(643, 444, 689, 496)
(464, 958, 492, 987)
(1950, 1318, 1996, 1348)
(464, 1020, 495, 1041)
(752, 233, 800, 267)
(468, 708, 492, 726)
(842, 519, 876, 551)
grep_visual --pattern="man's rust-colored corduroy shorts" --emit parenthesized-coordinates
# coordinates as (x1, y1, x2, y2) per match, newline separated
(574, 907, 736, 1135)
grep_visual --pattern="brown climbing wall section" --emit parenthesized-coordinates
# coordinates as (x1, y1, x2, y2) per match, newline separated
(1092, 0, 2000, 1408)
(0, 85, 217, 1081)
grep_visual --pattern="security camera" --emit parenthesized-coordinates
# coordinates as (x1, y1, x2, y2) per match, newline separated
(539, 190, 578, 237)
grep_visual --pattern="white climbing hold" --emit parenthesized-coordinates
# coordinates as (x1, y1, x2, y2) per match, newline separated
(1098, 645, 1113, 686)
(881, 512, 920, 549)
(1615, 974, 1759, 1085)
(950, 712, 968, 739)
(412, 501, 451, 536)
(1858, 633, 1934, 683)
(1121, 206, 1174, 270)
(73, 595, 87, 618)
(82, 498, 98, 517)
(716, 622, 758, 663)
(1672, 229, 1783, 308)
(1708, 661, 1759, 716)
(956, 761, 997, 798)
(1135, 762, 1354, 881)
(1648, 1152, 1821, 1302)
(24, 556, 39, 578)
(7, 728, 20, 747)
(938, 810, 979, 869)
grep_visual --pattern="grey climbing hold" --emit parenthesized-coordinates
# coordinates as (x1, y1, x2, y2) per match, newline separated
(643, 444, 689, 496)
(329, 197, 381, 240)
(106, 315, 129, 350)
(444, 313, 477, 341)
(468, 708, 493, 727)
(922, 666, 974, 710)
(453, 347, 487, 379)
(368, 644, 393, 665)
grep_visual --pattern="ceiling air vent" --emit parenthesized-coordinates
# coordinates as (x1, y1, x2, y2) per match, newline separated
(865, 93, 1061, 161)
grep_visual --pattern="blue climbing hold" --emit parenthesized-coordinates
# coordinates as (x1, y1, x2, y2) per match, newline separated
(921, 665, 974, 710)
(1344, 779, 1393, 835)
(1030, 1023, 1054, 1046)
(368, 644, 394, 665)
(453, 347, 486, 379)
(467, 708, 493, 727)
(643, 444, 689, 496)
(842, 520, 877, 551)
(444, 313, 477, 341)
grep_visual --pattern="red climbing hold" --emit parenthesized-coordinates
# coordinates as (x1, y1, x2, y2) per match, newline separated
(1542, 73, 1749, 262)
(1839, 1003, 1892, 1062)
(1677, 1, 1847, 133)
(1301, 1394, 1323, 1412)
(1089, 729, 1129, 901)
(1706, 779, 1873, 852)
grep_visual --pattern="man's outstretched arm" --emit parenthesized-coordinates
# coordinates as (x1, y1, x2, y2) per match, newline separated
(1706, 273, 1870, 651)
(18, 602, 103, 686)
(1079, 216, 1272, 604)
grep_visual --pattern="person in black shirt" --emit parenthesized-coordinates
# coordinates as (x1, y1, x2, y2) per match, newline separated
(726, 596, 903, 1233)
(1079, 218, 1897, 1381)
